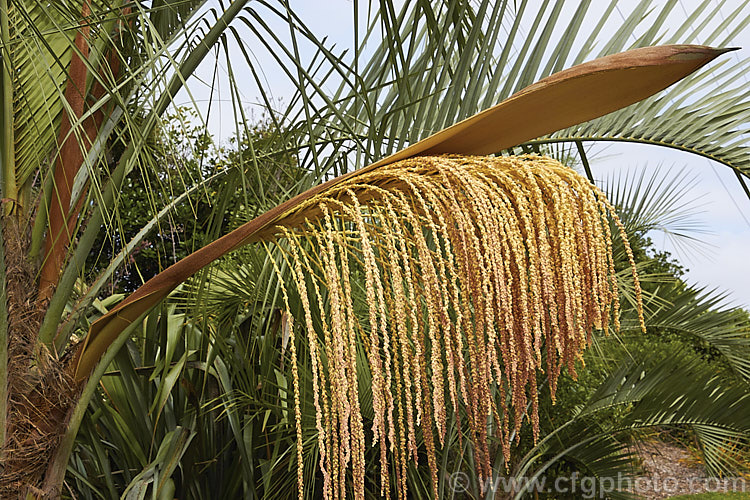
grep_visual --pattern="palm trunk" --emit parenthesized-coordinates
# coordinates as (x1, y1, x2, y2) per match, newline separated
(0, 218, 76, 498)
(0, 2, 98, 494)
(0, 219, 8, 471)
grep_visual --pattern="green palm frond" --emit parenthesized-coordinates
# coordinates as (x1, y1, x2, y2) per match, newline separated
(6, 0, 72, 194)
(645, 284, 750, 382)
(602, 165, 711, 247)
(260, 0, 750, 192)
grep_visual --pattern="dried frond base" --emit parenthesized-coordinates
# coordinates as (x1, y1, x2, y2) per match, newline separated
(272, 155, 644, 500)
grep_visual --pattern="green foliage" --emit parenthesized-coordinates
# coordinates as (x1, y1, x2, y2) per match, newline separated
(70, 250, 320, 499)
(86, 108, 303, 293)
(69, 304, 240, 498)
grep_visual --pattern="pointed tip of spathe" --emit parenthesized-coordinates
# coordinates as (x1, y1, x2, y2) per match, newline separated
(697, 45, 740, 54)
(663, 44, 740, 62)
(702, 45, 741, 61)
(700, 46, 741, 56)
(701, 46, 741, 60)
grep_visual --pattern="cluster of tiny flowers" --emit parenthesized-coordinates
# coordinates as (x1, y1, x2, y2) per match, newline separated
(273, 155, 645, 499)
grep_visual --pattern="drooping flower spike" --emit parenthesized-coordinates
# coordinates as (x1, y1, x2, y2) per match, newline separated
(272, 154, 644, 498)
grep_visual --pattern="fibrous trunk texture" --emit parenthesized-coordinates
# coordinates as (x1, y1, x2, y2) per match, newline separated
(1, 218, 76, 498)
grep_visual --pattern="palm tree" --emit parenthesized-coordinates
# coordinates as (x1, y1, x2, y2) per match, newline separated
(2, 0, 750, 497)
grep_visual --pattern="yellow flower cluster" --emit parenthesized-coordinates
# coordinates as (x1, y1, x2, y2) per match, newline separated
(274, 155, 645, 499)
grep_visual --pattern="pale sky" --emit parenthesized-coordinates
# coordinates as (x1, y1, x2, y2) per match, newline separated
(179, 0, 750, 308)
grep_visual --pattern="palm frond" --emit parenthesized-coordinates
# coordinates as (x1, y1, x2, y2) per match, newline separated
(645, 284, 750, 382)
(602, 165, 711, 248)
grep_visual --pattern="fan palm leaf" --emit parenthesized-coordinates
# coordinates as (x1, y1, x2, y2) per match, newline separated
(511, 354, 750, 500)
